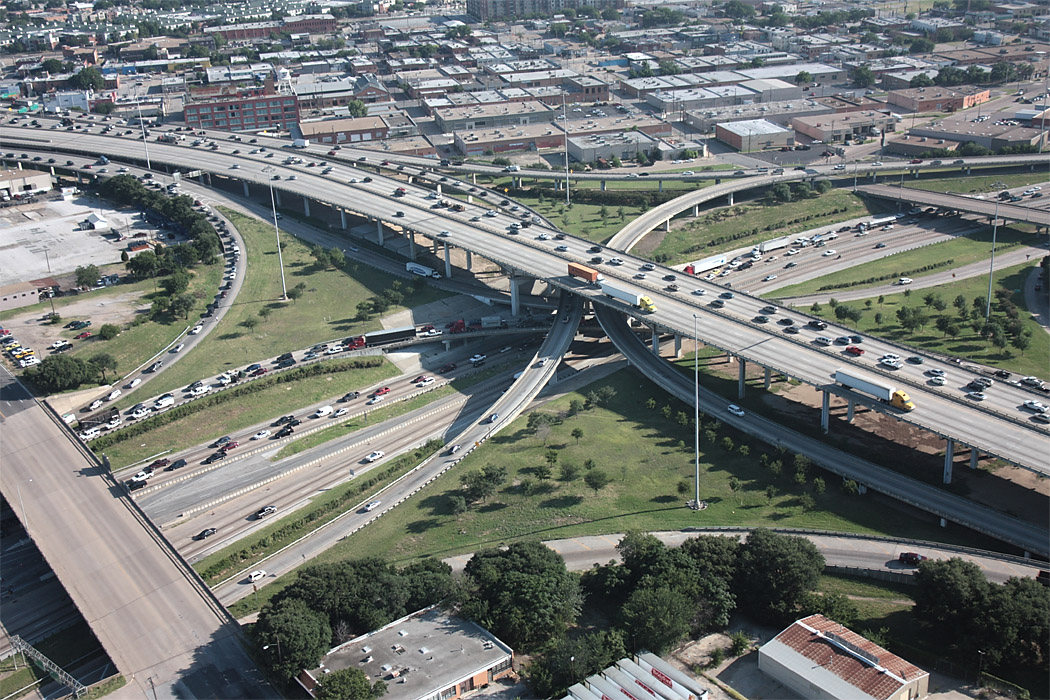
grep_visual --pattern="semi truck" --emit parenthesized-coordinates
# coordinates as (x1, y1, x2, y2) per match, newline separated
(752, 235, 793, 254)
(568, 263, 602, 283)
(406, 262, 441, 279)
(685, 254, 727, 276)
(834, 368, 915, 411)
(363, 326, 417, 346)
(599, 282, 657, 313)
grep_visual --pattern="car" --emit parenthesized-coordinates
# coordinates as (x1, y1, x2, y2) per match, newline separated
(171, 343, 185, 353)
(835, 336, 851, 345)
(898, 277, 913, 285)
(250, 367, 268, 377)
(967, 391, 987, 401)
(1021, 376, 1044, 388)
(255, 505, 277, 519)
(898, 552, 927, 566)
(204, 451, 228, 464)
(845, 346, 864, 356)
(89, 398, 104, 411)
(440, 363, 457, 373)
(930, 376, 947, 386)
(1032, 413, 1050, 424)
(488, 412, 500, 423)
(691, 288, 706, 296)
(927, 368, 945, 378)
(666, 284, 679, 292)
(777, 318, 795, 326)
(556, 245, 569, 252)
(75, 331, 92, 339)
(165, 459, 188, 472)
(276, 425, 294, 437)
(727, 404, 745, 417)
(149, 458, 171, 469)
(720, 291, 734, 299)
(222, 440, 240, 451)
(807, 320, 827, 330)
(275, 415, 295, 425)
(1022, 400, 1047, 413)
(369, 387, 391, 399)
(821, 250, 837, 257)
(340, 391, 360, 402)
(783, 326, 800, 334)
(762, 274, 777, 281)
(710, 299, 725, 308)
(994, 370, 1011, 379)
(880, 358, 903, 369)
(417, 376, 436, 387)
(589, 246, 602, 254)
(906, 356, 924, 365)
(247, 570, 268, 584)
(365, 449, 386, 464)
(194, 528, 217, 540)
(189, 325, 204, 335)
(469, 354, 487, 364)
(447, 444, 462, 456)
(364, 500, 382, 511)
(251, 430, 271, 440)
(881, 354, 901, 362)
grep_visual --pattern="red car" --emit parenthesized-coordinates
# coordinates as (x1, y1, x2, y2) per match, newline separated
(75, 331, 92, 339)
(222, 440, 240, 451)
(909, 158, 923, 164)
(369, 387, 390, 398)
(328, 150, 337, 155)
(250, 367, 268, 377)
(412, 375, 429, 383)
(845, 346, 865, 356)
(439, 363, 457, 373)
(899, 552, 927, 566)
(149, 458, 171, 469)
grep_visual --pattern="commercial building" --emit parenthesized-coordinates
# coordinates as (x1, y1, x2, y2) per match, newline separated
(205, 14, 336, 41)
(453, 122, 566, 155)
(465, 0, 624, 22)
(715, 119, 794, 151)
(0, 169, 52, 199)
(790, 112, 898, 143)
(295, 76, 390, 111)
(886, 86, 991, 113)
(297, 607, 514, 700)
(184, 84, 299, 132)
(901, 121, 1047, 152)
(434, 100, 555, 133)
(562, 652, 709, 700)
(567, 131, 658, 163)
(0, 282, 40, 313)
(299, 116, 389, 145)
(758, 614, 929, 700)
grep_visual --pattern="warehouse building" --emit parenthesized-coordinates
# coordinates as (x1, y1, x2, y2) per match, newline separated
(790, 111, 898, 143)
(715, 119, 793, 151)
(567, 131, 658, 163)
(0, 168, 52, 199)
(758, 614, 929, 700)
(886, 86, 991, 113)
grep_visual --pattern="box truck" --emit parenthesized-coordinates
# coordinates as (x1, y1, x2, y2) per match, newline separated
(834, 368, 915, 411)
(599, 282, 657, 313)
(364, 326, 417, 346)
(292, 138, 310, 148)
(406, 262, 441, 279)
(568, 263, 602, 283)
(753, 235, 793, 254)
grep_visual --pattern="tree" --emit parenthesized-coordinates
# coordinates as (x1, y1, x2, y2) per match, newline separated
(161, 269, 190, 296)
(169, 293, 195, 319)
(735, 529, 824, 625)
(460, 464, 507, 503)
(241, 316, 259, 332)
(88, 353, 118, 382)
(24, 355, 94, 393)
(461, 541, 582, 650)
(909, 37, 935, 54)
(559, 463, 580, 481)
(852, 65, 876, 88)
(722, 0, 755, 18)
(254, 598, 332, 682)
(801, 591, 858, 626)
(571, 427, 583, 445)
(126, 250, 160, 279)
(69, 66, 104, 90)
(41, 57, 67, 73)
(75, 264, 99, 288)
(621, 587, 692, 654)
(794, 71, 812, 85)
(315, 668, 387, 700)
(524, 630, 625, 698)
(909, 73, 935, 88)
(1012, 333, 1031, 355)
(98, 324, 119, 340)
(913, 558, 990, 660)
(287, 286, 303, 303)
(770, 183, 792, 202)
(328, 247, 345, 269)
(584, 469, 612, 494)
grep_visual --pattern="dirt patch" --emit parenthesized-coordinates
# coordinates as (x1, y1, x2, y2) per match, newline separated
(632, 227, 668, 257)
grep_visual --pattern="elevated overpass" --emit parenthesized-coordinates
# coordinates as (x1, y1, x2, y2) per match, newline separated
(856, 184, 1050, 225)
(0, 369, 273, 697)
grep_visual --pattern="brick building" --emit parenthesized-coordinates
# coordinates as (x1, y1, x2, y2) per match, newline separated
(886, 86, 991, 113)
(184, 84, 299, 132)
(299, 116, 389, 145)
(205, 14, 336, 41)
(465, 0, 624, 22)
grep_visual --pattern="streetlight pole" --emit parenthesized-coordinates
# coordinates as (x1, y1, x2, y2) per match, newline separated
(262, 167, 288, 300)
(136, 89, 152, 171)
(562, 94, 570, 206)
(693, 314, 701, 511)
(985, 198, 1000, 322)
(263, 637, 283, 663)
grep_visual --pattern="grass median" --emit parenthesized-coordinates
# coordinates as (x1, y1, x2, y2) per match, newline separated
(119, 208, 447, 406)
(801, 261, 1047, 377)
(906, 172, 1050, 195)
(100, 358, 399, 468)
(772, 224, 1035, 298)
(312, 370, 977, 571)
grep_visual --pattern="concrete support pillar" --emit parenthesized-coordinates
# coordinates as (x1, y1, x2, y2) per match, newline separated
(820, 391, 830, 433)
(515, 177, 522, 188)
(715, 178, 721, 185)
(914, 169, 919, 179)
(243, 181, 250, 197)
(943, 438, 954, 484)
(443, 242, 452, 278)
(651, 327, 660, 356)
(340, 209, 347, 229)
(510, 272, 520, 317)
(601, 180, 607, 191)
(658, 180, 663, 193)
(376, 219, 384, 246)
(432, 237, 439, 254)
(443, 340, 451, 352)
(303, 198, 310, 217)
(763, 367, 771, 390)
(436, 184, 442, 195)
(274, 190, 282, 207)
(198, 172, 205, 185)
(970, 448, 979, 470)
(738, 359, 747, 400)
(409, 234, 416, 260)
(466, 250, 473, 270)
(76, 172, 82, 185)
(50, 166, 56, 176)
(674, 334, 682, 358)
(664, 218, 671, 232)
(966, 166, 971, 176)
(846, 398, 855, 423)
(693, 204, 700, 217)
(205, 173, 212, 186)
(726, 352, 735, 364)
(471, 173, 476, 185)
(940, 518, 948, 528)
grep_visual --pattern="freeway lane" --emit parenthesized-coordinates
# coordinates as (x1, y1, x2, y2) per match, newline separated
(593, 305, 1049, 557)
(3, 128, 1046, 472)
(858, 183, 1050, 223)
(0, 368, 273, 698)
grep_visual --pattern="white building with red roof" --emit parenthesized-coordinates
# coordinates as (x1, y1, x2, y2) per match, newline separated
(758, 614, 929, 700)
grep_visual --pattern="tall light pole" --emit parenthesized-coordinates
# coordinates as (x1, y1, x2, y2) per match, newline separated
(263, 637, 282, 663)
(261, 167, 288, 300)
(985, 198, 1000, 322)
(135, 88, 152, 170)
(562, 93, 570, 206)
(692, 314, 701, 511)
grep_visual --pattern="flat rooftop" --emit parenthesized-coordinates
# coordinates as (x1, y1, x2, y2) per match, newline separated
(435, 100, 553, 121)
(301, 608, 512, 700)
(717, 119, 791, 136)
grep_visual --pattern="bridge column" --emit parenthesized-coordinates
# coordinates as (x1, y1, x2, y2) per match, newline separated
(303, 198, 311, 217)
(966, 166, 971, 176)
(693, 204, 699, 217)
(674, 334, 682, 358)
(274, 190, 282, 207)
(913, 169, 919, 179)
(664, 218, 671, 232)
(846, 398, 855, 423)
(436, 184, 442, 195)
(509, 272, 521, 316)
(433, 237, 439, 254)
(76, 172, 83, 185)
(658, 180, 663, 193)
(340, 209, 347, 229)
(409, 234, 416, 259)
(943, 438, 955, 484)
(820, 391, 830, 433)
(243, 181, 250, 197)
(727, 192, 734, 206)
(444, 242, 452, 278)
(651, 327, 660, 356)
(601, 180, 607, 191)
(970, 447, 979, 470)
(443, 340, 451, 352)
(763, 366, 771, 389)
(715, 178, 721, 185)
(466, 251, 473, 270)
(471, 173, 476, 185)
(376, 220, 384, 246)
(738, 359, 746, 399)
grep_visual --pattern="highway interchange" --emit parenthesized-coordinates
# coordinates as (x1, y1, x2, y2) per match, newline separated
(0, 114, 1048, 696)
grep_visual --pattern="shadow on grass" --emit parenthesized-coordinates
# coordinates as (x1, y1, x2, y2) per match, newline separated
(478, 502, 508, 513)
(651, 495, 678, 504)
(406, 518, 443, 534)
(541, 495, 584, 509)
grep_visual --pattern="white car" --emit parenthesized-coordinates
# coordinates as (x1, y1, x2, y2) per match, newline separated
(131, 470, 154, 483)
(537, 233, 551, 241)
(469, 354, 487, 363)
(821, 250, 837, 257)
(171, 343, 185, 353)
(364, 499, 382, 511)
(608, 258, 624, 265)
(1021, 376, 1044, 388)
(692, 289, 706, 296)
(249, 570, 266, 583)
(107, 389, 122, 401)
(484, 210, 498, 217)
(189, 325, 204, 335)
(132, 407, 152, 419)
(251, 430, 271, 440)
(325, 345, 344, 355)
(1022, 400, 1047, 413)
(880, 358, 903, 369)
(334, 407, 349, 417)
(417, 377, 435, 387)
(191, 385, 211, 396)
(727, 404, 745, 417)
(967, 391, 986, 401)
(927, 368, 945, 377)
(365, 451, 385, 463)
(898, 277, 913, 285)
(763, 275, 777, 281)
(882, 354, 902, 362)
(930, 376, 947, 386)
(217, 374, 232, 385)
(785, 248, 799, 256)
(90, 399, 104, 411)
(366, 395, 385, 405)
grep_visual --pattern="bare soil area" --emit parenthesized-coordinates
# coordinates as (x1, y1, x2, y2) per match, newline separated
(3, 291, 150, 360)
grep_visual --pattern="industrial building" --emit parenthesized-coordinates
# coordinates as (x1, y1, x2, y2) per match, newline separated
(567, 131, 658, 163)
(298, 116, 390, 145)
(297, 607, 513, 700)
(790, 112, 898, 143)
(183, 84, 299, 133)
(561, 652, 709, 700)
(886, 86, 991, 113)
(758, 614, 929, 700)
(0, 168, 52, 199)
(715, 119, 794, 151)
(465, 0, 624, 22)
